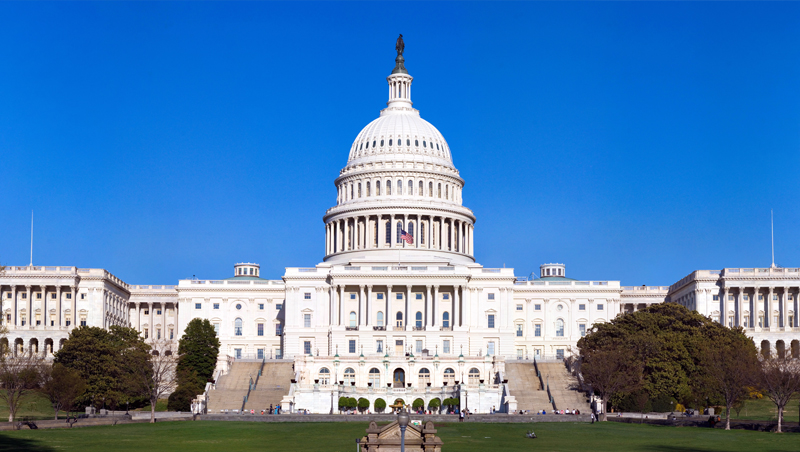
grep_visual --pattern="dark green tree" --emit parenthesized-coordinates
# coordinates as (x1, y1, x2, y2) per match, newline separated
(374, 398, 386, 412)
(41, 363, 86, 420)
(358, 397, 370, 412)
(168, 319, 220, 412)
(412, 398, 424, 409)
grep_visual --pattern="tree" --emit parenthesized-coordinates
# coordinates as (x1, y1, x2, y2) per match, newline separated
(759, 351, 800, 433)
(412, 398, 424, 410)
(54, 325, 152, 409)
(579, 344, 643, 420)
(176, 319, 220, 388)
(428, 397, 441, 412)
(374, 398, 386, 412)
(697, 325, 760, 430)
(358, 397, 370, 412)
(40, 363, 86, 420)
(129, 339, 177, 423)
(0, 351, 44, 422)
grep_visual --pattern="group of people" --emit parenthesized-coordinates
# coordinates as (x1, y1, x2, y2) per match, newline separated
(529, 408, 581, 415)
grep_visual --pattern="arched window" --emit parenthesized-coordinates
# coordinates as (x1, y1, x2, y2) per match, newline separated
(396, 221, 402, 243)
(421, 223, 425, 244)
(319, 367, 330, 385)
(397, 180, 402, 195)
(234, 318, 243, 336)
(442, 312, 450, 328)
(350, 311, 357, 328)
(415, 311, 422, 328)
(555, 319, 564, 337)
(376, 181, 381, 196)
(408, 180, 413, 195)
(377, 311, 384, 327)
(380, 139, 384, 147)
(360, 143, 363, 150)
(358, 183, 361, 198)
(443, 368, 455, 385)
(365, 141, 369, 149)
(419, 181, 423, 196)
(389, 139, 393, 146)
(406, 139, 410, 146)
(409, 222, 414, 239)
(436, 143, 439, 150)
(438, 183, 442, 198)
(350, 184, 354, 200)
(372, 141, 376, 148)
(418, 368, 430, 386)
(369, 368, 381, 386)
(468, 368, 480, 384)
(366, 182, 371, 196)
(445, 185, 448, 199)
(396, 311, 403, 327)
(344, 367, 356, 385)
(386, 221, 391, 244)
(429, 181, 433, 197)
(387, 180, 392, 195)
(423, 140, 427, 148)
(415, 139, 419, 146)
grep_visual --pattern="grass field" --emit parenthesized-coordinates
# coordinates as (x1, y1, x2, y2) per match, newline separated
(0, 421, 798, 452)
(0, 392, 168, 421)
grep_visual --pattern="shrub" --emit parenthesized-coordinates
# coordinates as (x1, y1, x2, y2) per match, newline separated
(412, 398, 424, 409)
(428, 398, 441, 409)
(374, 398, 386, 412)
(338, 397, 349, 409)
(348, 397, 358, 409)
(358, 398, 370, 411)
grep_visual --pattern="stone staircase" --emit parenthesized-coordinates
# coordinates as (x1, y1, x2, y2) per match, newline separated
(537, 362, 590, 412)
(244, 362, 294, 412)
(207, 361, 263, 413)
(505, 363, 552, 412)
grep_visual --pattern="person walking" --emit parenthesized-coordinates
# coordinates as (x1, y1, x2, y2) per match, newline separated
(459, 410, 465, 422)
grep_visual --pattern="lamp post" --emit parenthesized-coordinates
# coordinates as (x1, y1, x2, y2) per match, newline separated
(397, 407, 410, 452)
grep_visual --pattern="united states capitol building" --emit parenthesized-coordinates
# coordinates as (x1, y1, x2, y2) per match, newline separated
(2, 42, 798, 414)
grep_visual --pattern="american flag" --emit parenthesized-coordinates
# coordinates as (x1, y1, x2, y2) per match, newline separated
(400, 229, 414, 245)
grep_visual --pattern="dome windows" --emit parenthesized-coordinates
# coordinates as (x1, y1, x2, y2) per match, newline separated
(415, 139, 419, 147)
(360, 143, 363, 150)
(423, 141, 427, 148)
(372, 140, 376, 148)
(406, 139, 410, 146)
(436, 143, 439, 150)
(380, 139, 384, 147)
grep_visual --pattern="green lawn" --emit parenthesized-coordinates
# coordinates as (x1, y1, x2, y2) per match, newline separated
(726, 395, 800, 422)
(0, 421, 798, 452)
(0, 392, 59, 421)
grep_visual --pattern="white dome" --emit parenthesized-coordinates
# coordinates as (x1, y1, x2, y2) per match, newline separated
(346, 111, 454, 169)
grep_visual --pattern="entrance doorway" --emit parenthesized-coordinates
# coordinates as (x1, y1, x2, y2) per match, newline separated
(393, 368, 405, 388)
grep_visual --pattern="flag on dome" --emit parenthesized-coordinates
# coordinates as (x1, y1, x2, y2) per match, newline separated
(400, 229, 413, 244)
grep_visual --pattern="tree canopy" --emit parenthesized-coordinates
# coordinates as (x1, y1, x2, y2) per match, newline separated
(176, 319, 220, 388)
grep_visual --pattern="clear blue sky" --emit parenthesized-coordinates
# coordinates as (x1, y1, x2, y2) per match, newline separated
(1, 2, 799, 286)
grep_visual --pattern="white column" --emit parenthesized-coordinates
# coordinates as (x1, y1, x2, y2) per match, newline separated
(25, 285, 32, 328)
(449, 218, 454, 251)
(11, 286, 17, 327)
(426, 285, 432, 328)
(386, 285, 393, 328)
(722, 288, 728, 326)
(378, 216, 385, 248)
(56, 286, 62, 327)
(359, 285, 365, 326)
(162, 302, 167, 337)
(782, 287, 789, 329)
(432, 286, 439, 327)
(345, 218, 350, 251)
(454, 286, 460, 327)
(40, 285, 47, 330)
(415, 215, 420, 249)
(148, 302, 154, 337)
(768, 287, 774, 329)
(366, 286, 372, 326)
(338, 285, 344, 326)
(390, 214, 395, 247)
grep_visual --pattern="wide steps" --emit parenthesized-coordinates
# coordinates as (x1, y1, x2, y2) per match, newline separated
(505, 363, 552, 412)
(208, 361, 264, 413)
(537, 363, 590, 412)
(244, 362, 294, 412)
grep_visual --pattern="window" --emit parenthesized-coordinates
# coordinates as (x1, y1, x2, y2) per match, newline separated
(349, 312, 357, 328)
(418, 368, 430, 386)
(534, 304, 541, 311)
(729, 295, 735, 301)
(759, 295, 764, 301)
(415, 312, 422, 328)
(376, 340, 383, 353)
(516, 324, 523, 337)
(442, 312, 450, 328)
(516, 304, 523, 311)
(488, 341, 495, 356)
(51, 293, 56, 299)
(423, 140, 427, 148)
(444, 368, 455, 385)
(257, 349, 264, 360)
(438, 183, 442, 198)
(579, 324, 586, 337)
(213, 303, 220, 310)
(416, 294, 422, 300)
(144, 310, 149, 315)
(304, 314, 311, 328)
(80, 293, 85, 300)
(170, 329, 174, 340)
(304, 292, 311, 300)
(468, 368, 480, 384)
(396, 222, 402, 243)
(195, 303, 201, 310)
(415, 139, 419, 146)
(534, 323, 541, 337)
(406, 139, 410, 146)
(157, 329, 161, 339)
(388, 139, 392, 146)
(556, 349, 565, 360)
(408, 180, 413, 195)
(342, 367, 356, 385)
(728, 316, 734, 327)
(275, 324, 282, 336)
(418, 181, 423, 196)
(556, 319, 564, 337)
(579, 304, 586, 311)
(258, 303, 264, 310)
(397, 293, 403, 300)
(235, 304, 242, 310)
(235, 318, 243, 336)
(21, 293, 26, 300)
(358, 183, 361, 197)
(276, 303, 283, 310)
(712, 295, 719, 301)
(396, 312, 403, 327)
(443, 294, 450, 300)
(488, 293, 495, 300)
(421, 224, 425, 244)
(66, 293, 71, 300)
(773, 294, 778, 301)
(376, 181, 381, 195)
(416, 340, 423, 354)
(369, 368, 381, 386)
(144, 328, 149, 339)
(80, 319, 87, 327)
(377, 293, 384, 300)
(377, 311, 384, 327)
(597, 304, 604, 311)
(387, 180, 392, 195)
(213, 323, 220, 336)
(234, 349, 242, 359)
(429, 182, 433, 197)
(349, 340, 356, 354)
(385, 221, 391, 244)
(744, 295, 749, 301)
(488, 314, 495, 328)
(318, 367, 330, 384)
(304, 341, 312, 355)
(443, 340, 451, 354)
(367, 182, 371, 196)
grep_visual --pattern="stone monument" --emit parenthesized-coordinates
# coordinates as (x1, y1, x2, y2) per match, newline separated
(359, 420, 443, 452)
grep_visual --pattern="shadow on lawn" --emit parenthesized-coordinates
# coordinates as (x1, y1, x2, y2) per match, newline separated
(0, 433, 55, 452)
